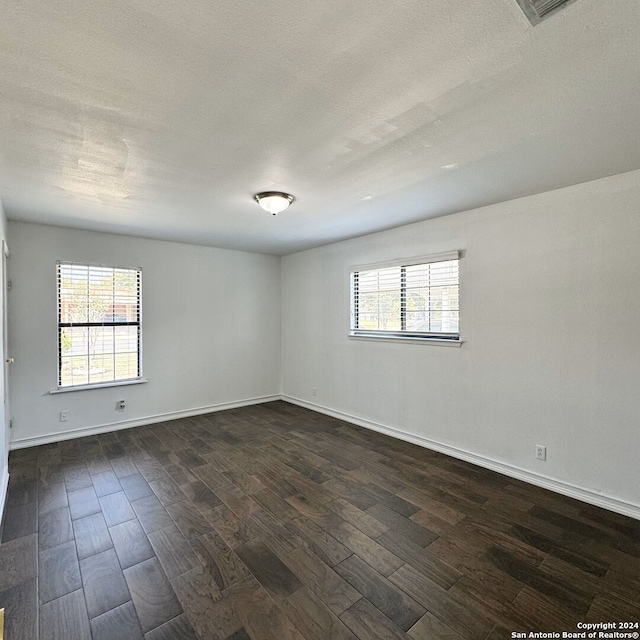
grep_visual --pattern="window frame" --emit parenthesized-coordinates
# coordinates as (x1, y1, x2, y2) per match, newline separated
(349, 251, 462, 345)
(55, 261, 145, 391)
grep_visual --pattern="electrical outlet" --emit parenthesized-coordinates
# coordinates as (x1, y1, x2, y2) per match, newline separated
(116, 399, 126, 412)
(60, 410, 69, 422)
(312, 387, 317, 397)
(535, 445, 547, 461)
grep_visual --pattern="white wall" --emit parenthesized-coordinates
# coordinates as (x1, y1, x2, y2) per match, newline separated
(281, 169, 640, 517)
(8, 222, 281, 446)
(0, 198, 8, 523)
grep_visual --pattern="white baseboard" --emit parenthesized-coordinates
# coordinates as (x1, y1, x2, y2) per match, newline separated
(282, 395, 640, 521)
(9, 392, 639, 521)
(9, 395, 281, 450)
(0, 464, 9, 526)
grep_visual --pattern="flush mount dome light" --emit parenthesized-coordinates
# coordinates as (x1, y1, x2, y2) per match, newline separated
(253, 191, 295, 215)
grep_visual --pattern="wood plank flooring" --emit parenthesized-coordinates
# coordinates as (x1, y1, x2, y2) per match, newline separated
(1, 401, 639, 639)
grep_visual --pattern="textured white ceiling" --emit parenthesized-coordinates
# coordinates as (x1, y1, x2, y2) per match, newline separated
(1, 0, 639, 254)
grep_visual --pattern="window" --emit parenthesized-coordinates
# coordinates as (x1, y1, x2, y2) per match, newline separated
(350, 252, 459, 341)
(57, 262, 142, 388)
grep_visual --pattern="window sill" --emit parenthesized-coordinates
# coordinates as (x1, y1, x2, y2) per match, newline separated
(50, 378, 149, 394)
(348, 334, 463, 347)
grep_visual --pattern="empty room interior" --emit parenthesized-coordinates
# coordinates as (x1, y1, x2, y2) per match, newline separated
(0, 0, 639, 639)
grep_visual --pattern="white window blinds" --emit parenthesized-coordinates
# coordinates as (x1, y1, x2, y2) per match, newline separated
(57, 262, 142, 388)
(350, 253, 459, 340)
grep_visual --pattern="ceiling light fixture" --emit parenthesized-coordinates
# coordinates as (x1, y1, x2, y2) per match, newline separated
(253, 191, 295, 215)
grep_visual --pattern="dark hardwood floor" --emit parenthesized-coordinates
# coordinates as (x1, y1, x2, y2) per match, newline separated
(1, 401, 638, 639)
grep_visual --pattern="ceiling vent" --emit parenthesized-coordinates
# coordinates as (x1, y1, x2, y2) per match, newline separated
(515, 0, 576, 25)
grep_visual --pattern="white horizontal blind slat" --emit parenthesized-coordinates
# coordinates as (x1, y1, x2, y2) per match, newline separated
(57, 262, 142, 388)
(351, 257, 460, 340)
